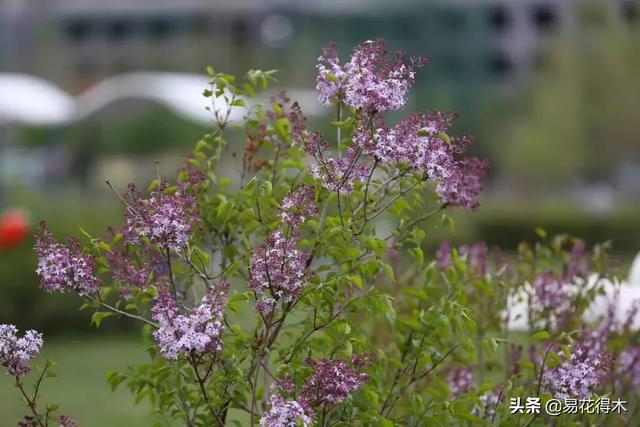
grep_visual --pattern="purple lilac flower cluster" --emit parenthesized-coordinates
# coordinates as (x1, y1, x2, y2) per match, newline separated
(260, 394, 312, 427)
(528, 240, 592, 325)
(436, 241, 489, 276)
(617, 346, 640, 389)
(123, 182, 199, 250)
(261, 354, 373, 426)
(249, 230, 309, 315)
(301, 39, 488, 208)
(151, 283, 229, 360)
(299, 354, 373, 408)
(316, 39, 426, 112)
(34, 222, 101, 296)
(58, 415, 78, 427)
(0, 324, 43, 376)
(447, 367, 474, 397)
(542, 343, 612, 399)
(471, 390, 501, 419)
(250, 186, 317, 314)
(278, 185, 318, 228)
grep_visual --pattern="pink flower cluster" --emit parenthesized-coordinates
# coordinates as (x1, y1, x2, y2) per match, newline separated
(151, 283, 228, 360)
(260, 395, 312, 427)
(123, 182, 198, 250)
(0, 324, 43, 376)
(316, 39, 426, 112)
(34, 222, 101, 296)
(542, 343, 612, 399)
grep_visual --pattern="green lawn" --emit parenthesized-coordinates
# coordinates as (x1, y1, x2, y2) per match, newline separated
(0, 335, 165, 426)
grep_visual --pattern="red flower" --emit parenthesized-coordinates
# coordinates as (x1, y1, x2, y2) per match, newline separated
(0, 209, 29, 250)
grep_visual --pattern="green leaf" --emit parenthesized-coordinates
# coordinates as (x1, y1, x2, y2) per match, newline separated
(91, 311, 114, 328)
(531, 330, 551, 341)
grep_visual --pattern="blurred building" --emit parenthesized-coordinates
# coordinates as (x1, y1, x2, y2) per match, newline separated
(1, 0, 638, 94)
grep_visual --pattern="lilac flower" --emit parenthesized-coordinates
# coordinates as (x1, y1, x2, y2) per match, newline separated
(300, 354, 373, 408)
(436, 241, 452, 269)
(436, 157, 488, 210)
(531, 272, 570, 317)
(17, 417, 38, 427)
(260, 394, 312, 427)
(459, 242, 488, 276)
(105, 249, 151, 289)
(542, 343, 612, 399)
(344, 39, 426, 113)
(249, 230, 310, 314)
(447, 367, 473, 397)
(151, 283, 228, 360)
(617, 346, 640, 389)
(564, 240, 588, 280)
(356, 112, 455, 179)
(279, 186, 317, 228)
(34, 222, 101, 296)
(0, 324, 43, 376)
(471, 391, 500, 419)
(311, 146, 370, 195)
(316, 43, 348, 107)
(123, 182, 198, 250)
(58, 415, 78, 427)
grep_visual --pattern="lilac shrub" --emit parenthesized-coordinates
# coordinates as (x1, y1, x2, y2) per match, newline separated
(3, 38, 637, 426)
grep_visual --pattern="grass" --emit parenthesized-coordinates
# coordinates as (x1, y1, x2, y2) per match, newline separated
(0, 335, 164, 426)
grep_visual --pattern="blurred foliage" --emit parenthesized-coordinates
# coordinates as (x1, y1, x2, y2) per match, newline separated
(0, 336, 161, 426)
(0, 186, 132, 335)
(486, 3, 640, 189)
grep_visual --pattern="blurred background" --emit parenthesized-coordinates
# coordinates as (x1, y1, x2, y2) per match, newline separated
(0, 0, 639, 423)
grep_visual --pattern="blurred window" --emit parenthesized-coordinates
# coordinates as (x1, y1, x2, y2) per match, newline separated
(487, 50, 513, 79)
(437, 8, 468, 33)
(530, 3, 558, 33)
(622, 1, 639, 24)
(231, 18, 249, 46)
(487, 5, 511, 33)
(148, 18, 172, 40)
(64, 19, 91, 43)
(106, 19, 134, 42)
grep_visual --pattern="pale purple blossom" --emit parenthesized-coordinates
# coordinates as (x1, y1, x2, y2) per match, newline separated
(310, 146, 370, 195)
(123, 182, 198, 250)
(34, 222, 101, 296)
(447, 367, 473, 397)
(279, 186, 317, 228)
(617, 346, 640, 389)
(151, 283, 228, 360)
(317, 39, 427, 112)
(542, 343, 612, 399)
(0, 324, 43, 376)
(531, 272, 571, 317)
(58, 415, 78, 427)
(316, 43, 348, 106)
(356, 112, 455, 179)
(436, 241, 452, 269)
(260, 394, 312, 427)
(471, 391, 500, 419)
(300, 354, 373, 408)
(436, 157, 488, 210)
(459, 242, 488, 276)
(249, 230, 310, 314)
